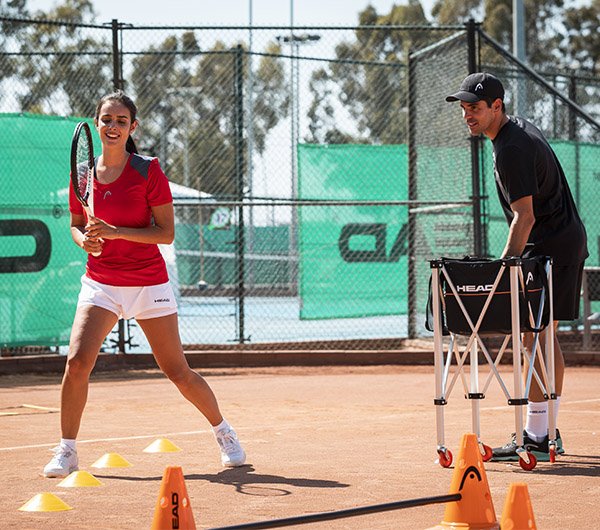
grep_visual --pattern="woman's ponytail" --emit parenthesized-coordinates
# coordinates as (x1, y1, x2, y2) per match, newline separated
(126, 135, 138, 154)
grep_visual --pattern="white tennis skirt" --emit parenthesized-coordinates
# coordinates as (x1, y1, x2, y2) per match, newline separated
(77, 275, 178, 320)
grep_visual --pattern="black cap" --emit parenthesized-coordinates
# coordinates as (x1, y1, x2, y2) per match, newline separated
(445, 72, 504, 103)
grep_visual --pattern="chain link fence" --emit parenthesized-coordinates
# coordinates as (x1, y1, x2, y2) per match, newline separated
(1, 17, 598, 354)
(478, 30, 600, 352)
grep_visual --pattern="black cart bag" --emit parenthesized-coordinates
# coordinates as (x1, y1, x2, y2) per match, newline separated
(426, 256, 551, 336)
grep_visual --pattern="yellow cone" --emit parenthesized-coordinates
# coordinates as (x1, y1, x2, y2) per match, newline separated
(58, 470, 103, 487)
(143, 438, 182, 453)
(19, 492, 73, 512)
(91, 452, 132, 468)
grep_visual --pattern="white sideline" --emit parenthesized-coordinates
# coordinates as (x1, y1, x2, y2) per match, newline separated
(0, 429, 209, 452)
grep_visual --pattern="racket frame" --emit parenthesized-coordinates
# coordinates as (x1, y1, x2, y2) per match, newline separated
(70, 121, 101, 256)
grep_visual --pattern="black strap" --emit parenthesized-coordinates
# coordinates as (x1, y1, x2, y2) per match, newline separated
(521, 257, 550, 333)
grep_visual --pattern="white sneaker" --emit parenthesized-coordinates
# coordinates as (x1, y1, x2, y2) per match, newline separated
(43, 444, 79, 478)
(214, 426, 246, 467)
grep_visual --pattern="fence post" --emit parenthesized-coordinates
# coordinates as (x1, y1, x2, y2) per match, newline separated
(568, 75, 581, 207)
(234, 44, 247, 344)
(111, 19, 123, 91)
(406, 52, 418, 339)
(111, 18, 125, 351)
(467, 19, 484, 257)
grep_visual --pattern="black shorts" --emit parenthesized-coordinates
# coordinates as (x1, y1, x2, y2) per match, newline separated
(552, 262, 584, 321)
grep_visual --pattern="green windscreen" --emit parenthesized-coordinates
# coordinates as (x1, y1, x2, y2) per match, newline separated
(298, 144, 408, 319)
(0, 113, 97, 347)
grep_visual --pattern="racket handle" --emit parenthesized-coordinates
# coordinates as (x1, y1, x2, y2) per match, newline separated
(84, 205, 102, 257)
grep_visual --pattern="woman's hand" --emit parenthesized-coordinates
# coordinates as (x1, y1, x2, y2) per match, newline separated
(85, 216, 119, 241)
(81, 232, 104, 255)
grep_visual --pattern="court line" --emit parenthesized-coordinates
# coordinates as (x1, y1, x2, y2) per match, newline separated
(0, 404, 61, 417)
(22, 404, 60, 411)
(481, 397, 600, 412)
(0, 429, 209, 452)
(2, 398, 598, 451)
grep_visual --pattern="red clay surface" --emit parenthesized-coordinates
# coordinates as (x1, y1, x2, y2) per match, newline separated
(1, 365, 599, 529)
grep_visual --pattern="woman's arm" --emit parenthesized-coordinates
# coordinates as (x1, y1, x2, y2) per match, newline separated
(71, 212, 104, 255)
(83, 202, 175, 245)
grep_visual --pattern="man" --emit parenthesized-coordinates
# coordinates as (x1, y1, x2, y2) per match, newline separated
(445, 72, 588, 461)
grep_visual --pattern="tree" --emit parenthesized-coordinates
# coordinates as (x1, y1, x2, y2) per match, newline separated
(2, 1, 289, 197)
(0, 1, 30, 89)
(11, 0, 111, 115)
(431, 0, 600, 71)
(129, 37, 288, 197)
(306, 0, 599, 145)
(562, 0, 600, 71)
(305, 1, 430, 145)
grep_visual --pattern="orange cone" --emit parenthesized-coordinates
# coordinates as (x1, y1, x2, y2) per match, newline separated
(500, 483, 537, 530)
(428, 433, 499, 529)
(151, 466, 196, 530)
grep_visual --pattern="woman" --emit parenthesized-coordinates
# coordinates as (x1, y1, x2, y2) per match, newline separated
(44, 91, 245, 477)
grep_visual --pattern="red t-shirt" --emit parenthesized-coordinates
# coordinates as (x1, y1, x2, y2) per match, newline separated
(69, 153, 173, 286)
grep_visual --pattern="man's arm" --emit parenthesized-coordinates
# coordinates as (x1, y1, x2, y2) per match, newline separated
(501, 195, 535, 258)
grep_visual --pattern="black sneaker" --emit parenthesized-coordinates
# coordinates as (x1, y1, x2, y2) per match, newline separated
(491, 431, 550, 462)
(554, 429, 565, 455)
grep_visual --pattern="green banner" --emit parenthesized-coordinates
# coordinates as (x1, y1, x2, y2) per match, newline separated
(298, 144, 408, 319)
(0, 113, 97, 347)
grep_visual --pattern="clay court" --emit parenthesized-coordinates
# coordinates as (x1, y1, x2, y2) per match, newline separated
(1, 363, 599, 529)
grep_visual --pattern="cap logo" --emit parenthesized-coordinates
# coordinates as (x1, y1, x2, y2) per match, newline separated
(475, 83, 484, 91)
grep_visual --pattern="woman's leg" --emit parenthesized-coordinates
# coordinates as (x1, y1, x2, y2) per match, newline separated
(136, 313, 223, 426)
(61, 305, 118, 438)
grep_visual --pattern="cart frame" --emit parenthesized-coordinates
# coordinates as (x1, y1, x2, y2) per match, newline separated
(429, 256, 557, 471)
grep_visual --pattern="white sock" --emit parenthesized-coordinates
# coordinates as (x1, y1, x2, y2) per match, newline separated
(525, 402, 548, 441)
(212, 418, 229, 434)
(60, 438, 77, 451)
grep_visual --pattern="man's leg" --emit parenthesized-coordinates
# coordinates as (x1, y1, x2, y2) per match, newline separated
(523, 322, 563, 441)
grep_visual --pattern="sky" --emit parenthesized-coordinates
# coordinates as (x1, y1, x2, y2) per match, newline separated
(26, 0, 437, 26)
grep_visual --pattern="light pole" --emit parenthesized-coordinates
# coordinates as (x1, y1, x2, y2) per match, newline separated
(166, 87, 208, 290)
(513, 0, 527, 116)
(275, 32, 321, 291)
(247, 0, 256, 287)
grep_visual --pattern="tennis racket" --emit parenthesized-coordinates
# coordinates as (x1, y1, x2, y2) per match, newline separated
(70, 122, 101, 257)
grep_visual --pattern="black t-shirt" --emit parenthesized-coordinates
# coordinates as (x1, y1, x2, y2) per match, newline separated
(492, 116, 588, 265)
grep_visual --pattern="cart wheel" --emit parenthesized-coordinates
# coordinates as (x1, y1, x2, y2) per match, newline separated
(438, 448, 453, 468)
(519, 452, 537, 471)
(550, 447, 556, 463)
(481, 444, 493, 462)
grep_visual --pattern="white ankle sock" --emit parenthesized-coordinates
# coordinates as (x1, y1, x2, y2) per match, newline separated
(525, 402, 548, 441)
(212, 418, 229, 434)
(60, 438, 77, 451)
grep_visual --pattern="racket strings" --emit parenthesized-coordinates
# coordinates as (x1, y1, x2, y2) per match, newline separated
(75, 139, 92, 201)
